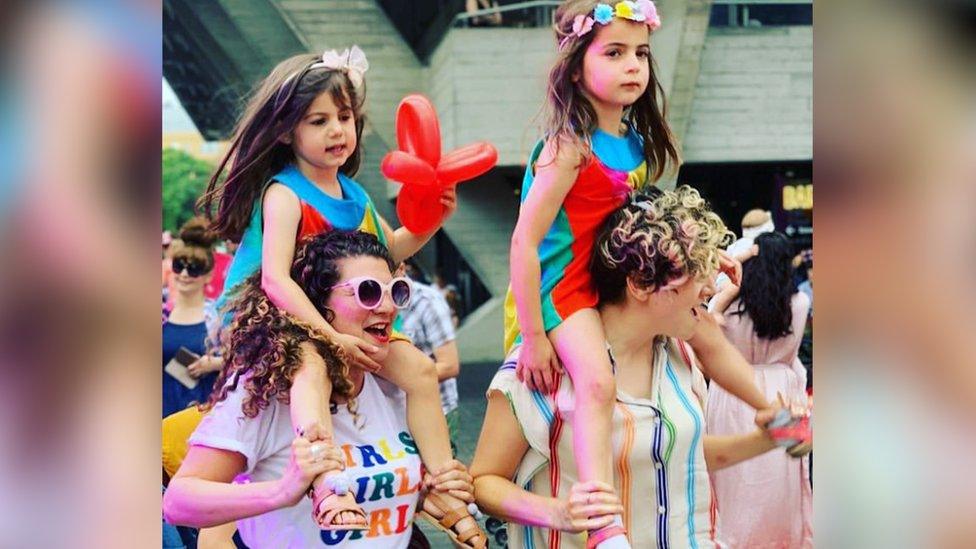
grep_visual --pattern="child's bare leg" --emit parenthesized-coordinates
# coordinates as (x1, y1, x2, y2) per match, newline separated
(550, 309, 628, 547)
(379, 341, 453, 468)
(290, 354, 362, 526)
(379, 341, 484, 539)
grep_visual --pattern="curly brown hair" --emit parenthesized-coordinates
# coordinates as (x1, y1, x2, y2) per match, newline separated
(203, 230, 394, 419)
(592, 185, 734, 303)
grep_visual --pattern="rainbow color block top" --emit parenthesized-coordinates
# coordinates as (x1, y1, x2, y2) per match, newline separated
(504, 126, 648, 353)
(218, 164, 387, 310)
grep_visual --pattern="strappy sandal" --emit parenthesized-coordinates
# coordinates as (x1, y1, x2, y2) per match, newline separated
(416, 492, 489, 548)
(309, 472, 368, 531)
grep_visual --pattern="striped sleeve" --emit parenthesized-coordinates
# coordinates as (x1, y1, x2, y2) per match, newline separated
(488, 350, 555, 461)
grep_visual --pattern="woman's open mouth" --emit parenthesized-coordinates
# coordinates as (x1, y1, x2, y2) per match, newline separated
(363, 321, 390, 343)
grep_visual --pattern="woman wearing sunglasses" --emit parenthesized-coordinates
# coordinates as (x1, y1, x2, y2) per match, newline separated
(164, 230, 476, 548)
(162, 217, 224, 418)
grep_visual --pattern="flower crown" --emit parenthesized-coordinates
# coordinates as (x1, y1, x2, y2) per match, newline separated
(559, 1, 661, 51)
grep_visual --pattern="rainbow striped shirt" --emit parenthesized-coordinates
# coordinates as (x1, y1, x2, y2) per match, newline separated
(489, 338, 725, 549)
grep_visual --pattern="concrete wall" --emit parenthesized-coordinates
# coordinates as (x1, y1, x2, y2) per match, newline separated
(426, 28, 553, 166)
(682, 26, 812, 162)
(426, 24, 812, 168)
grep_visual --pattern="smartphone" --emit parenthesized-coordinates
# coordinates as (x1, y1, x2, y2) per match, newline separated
(175, 347, 200, 367)
(166, 347, 201, 389)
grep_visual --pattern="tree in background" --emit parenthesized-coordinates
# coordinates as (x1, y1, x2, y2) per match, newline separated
(163, 148, 215, 231)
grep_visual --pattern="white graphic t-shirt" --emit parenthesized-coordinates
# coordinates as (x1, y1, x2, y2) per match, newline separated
(190, 373, 423, 548)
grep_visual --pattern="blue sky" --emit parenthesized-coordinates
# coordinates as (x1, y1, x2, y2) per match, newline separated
(162, 78, 199, 134)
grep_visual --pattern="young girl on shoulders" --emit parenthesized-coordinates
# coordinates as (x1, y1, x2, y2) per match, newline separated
(199, 47, 485, 546)
(506, 3, 770, 546)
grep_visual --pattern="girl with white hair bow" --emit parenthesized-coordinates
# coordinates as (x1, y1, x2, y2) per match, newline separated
(190, 46, 485, 547)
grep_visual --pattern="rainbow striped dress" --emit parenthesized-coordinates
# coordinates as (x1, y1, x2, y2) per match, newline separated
(503, 126, 649, 353)
(217, 164, 387, 311)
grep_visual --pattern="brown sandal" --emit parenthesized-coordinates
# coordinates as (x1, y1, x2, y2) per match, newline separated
(416, 492, 488, 548)
(310, 482, 369, 531)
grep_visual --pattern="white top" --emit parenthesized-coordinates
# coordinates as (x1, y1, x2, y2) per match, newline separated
(190, 373, 422, 548)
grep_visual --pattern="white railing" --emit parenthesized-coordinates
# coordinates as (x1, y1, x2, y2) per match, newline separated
(453, 1, 561, 27)
(454, 0, 811, 28)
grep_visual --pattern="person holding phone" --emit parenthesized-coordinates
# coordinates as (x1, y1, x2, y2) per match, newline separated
(163, 217, 223, 417)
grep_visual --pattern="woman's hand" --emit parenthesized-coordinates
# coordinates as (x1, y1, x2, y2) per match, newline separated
(187, 355, 221, 378)
(331, 332, 383, 373)
(717, 249, 743, 287)
(276, 430, 345, 507)
(552, 481, 623, 533)
(423, 459, 475, 504)
(516, 334, 563, 393)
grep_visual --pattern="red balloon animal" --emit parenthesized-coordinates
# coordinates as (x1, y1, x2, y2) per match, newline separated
(381, 95, 498, 234)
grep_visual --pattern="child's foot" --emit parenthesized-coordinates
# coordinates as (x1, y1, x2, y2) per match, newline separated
(310, 471, 368, 531)
(418, 491, 488, 548)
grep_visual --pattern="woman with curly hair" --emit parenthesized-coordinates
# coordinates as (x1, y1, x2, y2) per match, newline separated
(706, 231, 813, 548)
(471, 186, 798, 548)
(162, 230, 476, 548)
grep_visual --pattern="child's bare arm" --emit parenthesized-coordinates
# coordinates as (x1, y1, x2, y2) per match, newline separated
(510, 139, 580, 392)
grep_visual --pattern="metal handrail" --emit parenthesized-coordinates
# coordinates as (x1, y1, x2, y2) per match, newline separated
(713, 0, 811, 4)
(453, 0, 811, 28)
(453, 0, 561, 23)
(454, 0, 811, 22)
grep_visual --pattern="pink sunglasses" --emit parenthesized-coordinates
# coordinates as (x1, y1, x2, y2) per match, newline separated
(330, 276, 412, 310)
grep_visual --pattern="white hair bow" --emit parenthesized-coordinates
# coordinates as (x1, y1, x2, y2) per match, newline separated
(310, 45, 369, 89)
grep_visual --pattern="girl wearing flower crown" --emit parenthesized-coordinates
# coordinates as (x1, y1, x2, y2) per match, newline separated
(503, 2, 773, 547)
(199, 48, 486, 546)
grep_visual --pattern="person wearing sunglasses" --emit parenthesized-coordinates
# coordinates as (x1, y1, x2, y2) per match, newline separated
(164, 230, 480, 549)
(162, 217, 224, 418)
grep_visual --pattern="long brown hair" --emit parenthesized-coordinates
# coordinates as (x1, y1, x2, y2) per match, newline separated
(544, 0, 680, 182)
(197, 53, 368, 242)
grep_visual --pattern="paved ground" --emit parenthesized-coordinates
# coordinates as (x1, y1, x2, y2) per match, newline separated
(416, 361, 508, 548)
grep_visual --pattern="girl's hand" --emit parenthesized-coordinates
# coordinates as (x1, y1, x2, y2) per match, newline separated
(439, 186, 458, 224)
(516, 335, 563, 393)
(423, 459, 474, 504)
(553, 481, 623, 533)
(717, 249, 743, 287)
(332, 332, 383, 373)
(276, 430, 345, 507)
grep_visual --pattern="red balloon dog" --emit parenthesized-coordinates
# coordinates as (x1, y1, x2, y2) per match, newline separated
(380, 95, 498, 234)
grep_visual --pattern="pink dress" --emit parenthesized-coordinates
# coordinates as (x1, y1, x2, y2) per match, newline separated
(706, 292, 813, 548)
